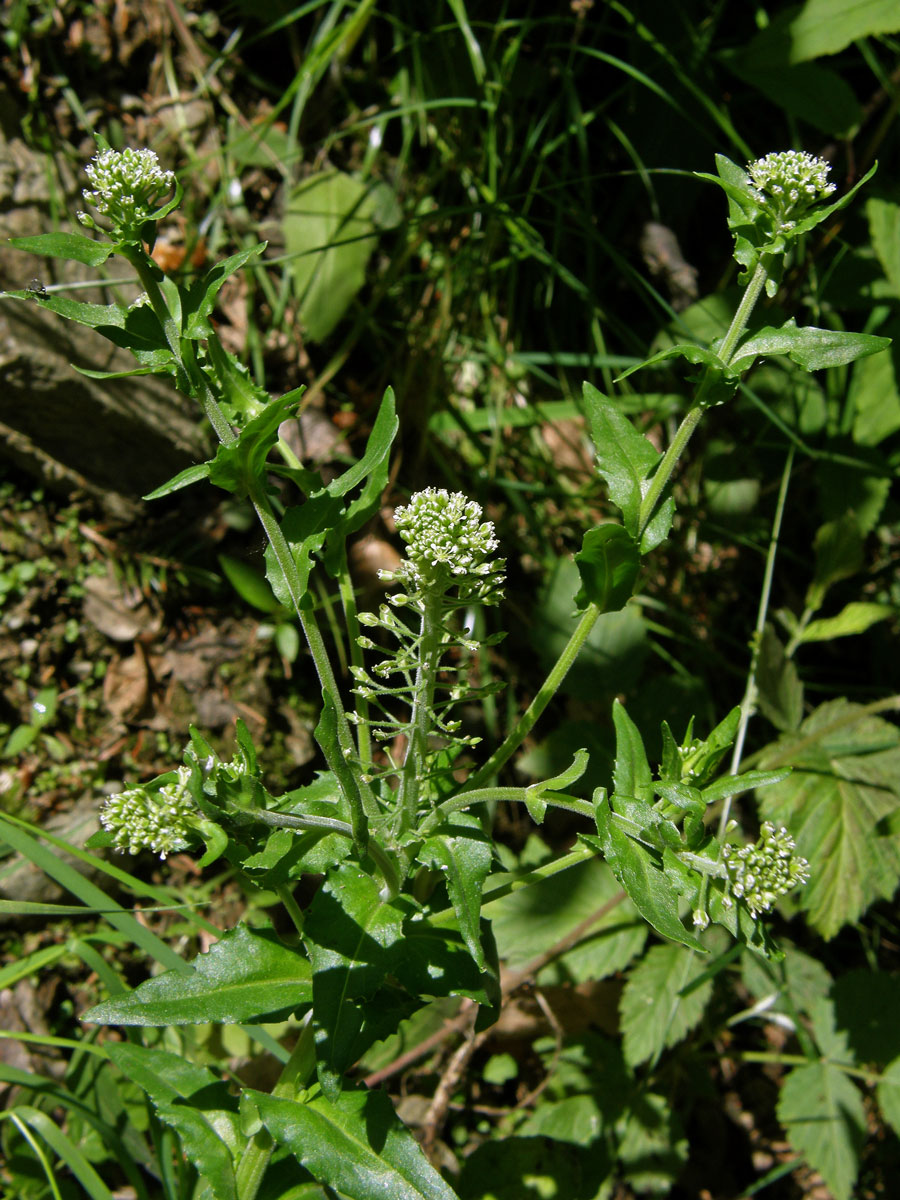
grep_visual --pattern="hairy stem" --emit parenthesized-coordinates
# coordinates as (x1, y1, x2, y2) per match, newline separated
(397, 592, 445, 832)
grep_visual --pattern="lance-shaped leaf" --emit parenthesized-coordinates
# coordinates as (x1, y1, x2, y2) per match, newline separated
(8, 231, 116, 266)
(615, 342, 733, 383)
(586, 805, 704, 952)
(729, 320, 891, 374)
(1, 291, 173, 368)
(574, 524, 640, 613)
(208, 390, 303, 497)
(419, 812, 493, 969)
(252, 1087, 459, 1200)
(107, 1044, 239, 1200)
(798, 601, 895, 643)
(82, 923, 312, 1026)
(302, 863, 406, 1095)
(392, 918, 501, 1010)
(182, 243, 267, 339)
(612, 699, 653, 804)
(264, 494, 344, 610)
(522, 747, 591, 823)
(758, 699, 900, 938)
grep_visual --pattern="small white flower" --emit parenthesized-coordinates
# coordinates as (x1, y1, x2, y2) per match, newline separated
(81, 147, 175, 235)
(746, 150, 836, 230)
(723, 822, 810, 917)
(391, 488, 505, 601)
(100, 765, 194, 859)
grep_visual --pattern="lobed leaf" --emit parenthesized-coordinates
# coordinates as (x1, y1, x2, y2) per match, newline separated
(777, 1062, 865, 1200)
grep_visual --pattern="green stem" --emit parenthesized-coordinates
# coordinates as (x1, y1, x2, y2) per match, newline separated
(397, 592, 444, 832)
(418, 787, 594, 838)
(428, 844, 596, 927)
(235, 1013, 316, 1200)
(336, 546, 373, 769)
(277, 884, 305, 936)
(637, 261, 769, 540)
(458, 601, 602, 794)
(249, 487, 379, 836)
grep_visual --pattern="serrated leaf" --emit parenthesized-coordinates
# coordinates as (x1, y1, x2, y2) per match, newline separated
(82, 923, 311, 1025)
(868, 197, 900, 296)
(573, 524, 640, 612)
(756, 624, 804, 731)
(611, 699, 652, 803)
(9, 231, 115, 265)
(252, 1086, 459, 1200)
(582, 382, 668, 545)
(182, 243, 266, 339)
(729, 320, 891, 374)
(489, 856, 647, 984)
(799, 601, 894, 643)
(777, 1061, 865, 1200)
(619, 942, 714, 1066)
(616, 1091, 688, 1194)
(586, 811, 704, 951)
(106, 1044, 238, 1200)
(208, 391, 303, 497)
(419, 813, 492, 969)
(877, 1057, 900, 1139)
(302, 863, 406, 1094)
(758, 699, 900, 939)
(518, 1094, 604, 1145)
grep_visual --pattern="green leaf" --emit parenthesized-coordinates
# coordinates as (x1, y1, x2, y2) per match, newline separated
(799, 601, 894, 643)
(877, 1057, 900, 1140)
(457, 1136, 609, 1199)
(849, 315, 900, 446)
(218, 553, 284, 614)
(208, 391, 303, 497)
(619, 941, 715, 1067)
(699, 768, 791, 806)
(573, 524, 640, 612)
(787, 0, 900, 61)
(729, 319, 891, 374)
(777, 1062, 866, 1200)
(182, 243, 266, 339)
(326, 388, 398, 499)
(489, 856, 647, 984)
(611, 699, 652, 804)
(82, 923, 311, 1025)
(868, 197, 900, 296)
(758, 699, 900, 939)
(615, 341, 733, 381)
(419, 813, 493, 969)
(265, 495, 344, 610)
(392, 918, 500, 1008)
(806, 514, 863, 613)
(582, 382, 674, 550)
(756, 625, 804, 732)
(283, 171, 383, 342)
(586, 813, 704, 951)
(9, 231, 115, 266)
(105, 1044, 239, 1200)
(831, 970, 900, 1066)
(252, 1087, 460, 1200)
(302, 863, 406, 1094)
(143, 460, 213, 500)
(7, 1105, 116, 1200)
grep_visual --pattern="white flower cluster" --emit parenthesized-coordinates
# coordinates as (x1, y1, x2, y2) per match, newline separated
(381, 488, 505, 600)
(100, 765, 194, 859)
(747, 150, 836, 229)
(723, 821, 810, 917)
(79, 147, 175, 234)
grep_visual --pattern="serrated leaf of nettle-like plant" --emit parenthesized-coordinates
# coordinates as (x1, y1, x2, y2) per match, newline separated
(729, 320, 891, 374)
(419, 813, 493, 969)
(758, 699, 900, 939)
(573, 524, 640, 613)
(208, 391, 303, 497)
(586, 810, 704, 952)
(106, 1044, 239, 1200)
(302, 863, 406, 1095)
(82, 923, 311, 1026)
(611, 699, 652, 804)
(8, 231, 116, 266)
(756, 624, 804, 732)
(182, 243, 267, 339)
(619, 942, 715, 1067)
(252, 1087, 460, 1200)
(777, 1061, 866, 1200)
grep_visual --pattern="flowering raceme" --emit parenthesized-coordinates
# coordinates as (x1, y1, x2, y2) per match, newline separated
(723, 821, 810, 917)
(746, 150, 836, 231)
(79, 146, 175, 238)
